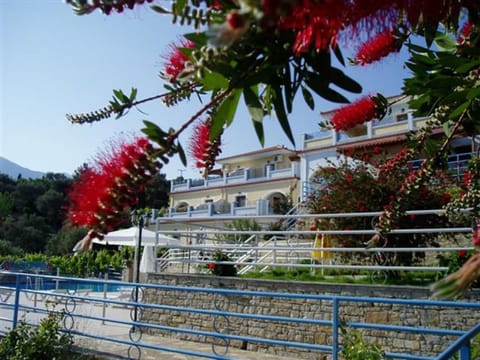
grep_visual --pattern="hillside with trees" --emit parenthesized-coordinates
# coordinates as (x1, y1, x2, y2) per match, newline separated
(0, 172, 170, 256)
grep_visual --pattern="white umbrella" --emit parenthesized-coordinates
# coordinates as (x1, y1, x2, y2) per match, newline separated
(92, 226, 179, 247)
(139, 246, 156, 273)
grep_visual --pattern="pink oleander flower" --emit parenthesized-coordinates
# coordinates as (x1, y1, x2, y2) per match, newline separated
(329, 96, 378, 132)
(377, 147, 413, 176)
(68, 136, 158, 233)
(163, 38, 195, 82)
(189, 118, 222, 177)
(354, 29, 399, 65)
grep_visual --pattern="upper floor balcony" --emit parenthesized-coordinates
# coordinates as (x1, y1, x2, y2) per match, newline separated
(171, 162, 300, 193)
(302, 112, 430, 150)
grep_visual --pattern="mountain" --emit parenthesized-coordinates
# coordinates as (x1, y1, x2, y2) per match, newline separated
(0, 157, 45, 179)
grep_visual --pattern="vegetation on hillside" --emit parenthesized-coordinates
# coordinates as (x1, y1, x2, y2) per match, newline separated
(0, 172, 169, 256)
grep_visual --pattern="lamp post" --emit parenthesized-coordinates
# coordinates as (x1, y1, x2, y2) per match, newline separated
(131, 209, 144, 286)
(131, 209, 144, 329)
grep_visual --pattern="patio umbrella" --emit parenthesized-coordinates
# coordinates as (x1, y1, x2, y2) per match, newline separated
(139, 246, 156, 273)
(91, 227, 179, 247)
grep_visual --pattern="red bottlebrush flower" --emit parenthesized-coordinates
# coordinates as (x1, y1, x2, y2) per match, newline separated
(211, 0, 222, 10)
(459, 249, 467, 258)
(439, 192, 451, 205)
(474, 225, 480, 247)
(189, 118, 222, 177)
(457, 22, 475, 44)
(354, 29, 399, 66)
(373, 146, 383, 155)
(463, 171, 473, 187)
(67, 136, 158, 233)
(227, 12, 247, 30)
(329, 96, 378, 132)
(345, 173, 353, 183)
(276, 0, 343, 55)
(208, 263, 216, 270)
(162, 38, 195, 82)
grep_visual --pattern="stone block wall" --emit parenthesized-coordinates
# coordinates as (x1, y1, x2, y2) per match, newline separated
(143, 274, 480, 359)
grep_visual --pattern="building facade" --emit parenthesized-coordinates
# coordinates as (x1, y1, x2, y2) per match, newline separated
(160, 95, 472, 225)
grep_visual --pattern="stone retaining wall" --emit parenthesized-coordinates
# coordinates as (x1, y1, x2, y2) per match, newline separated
(143, 274, 480, 359)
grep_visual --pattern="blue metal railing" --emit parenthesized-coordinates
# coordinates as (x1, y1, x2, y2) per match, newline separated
(1, 272, 479, 360)
(435, 323, 480, 360)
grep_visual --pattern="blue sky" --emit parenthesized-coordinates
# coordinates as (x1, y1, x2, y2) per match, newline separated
(1, 1, 409, 180)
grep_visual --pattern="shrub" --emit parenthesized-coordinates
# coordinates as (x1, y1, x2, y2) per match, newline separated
(341, 327, 385, 360)
(208, 251, 237, 277)
(306, 155, 456, 274)
(216, 219, 261, 243)
(0, 312, 73, 360)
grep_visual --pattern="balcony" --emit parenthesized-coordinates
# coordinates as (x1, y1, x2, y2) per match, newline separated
(170, 163, 300, 193)
(303, 113, 430, 150)
(166, 198, 271, 218)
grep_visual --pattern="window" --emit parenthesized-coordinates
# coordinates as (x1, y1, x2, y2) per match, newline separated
(205, 198, 213, 204)
(264, 162, 275, 176)
(235, 195, 246, 207)
(396, 113, 408, 122)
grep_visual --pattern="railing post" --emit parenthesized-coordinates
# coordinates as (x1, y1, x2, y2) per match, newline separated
(367, 120, 373, 137)
(12, 274, 21, 328)
(407, 111, 414, 130)
(102, 272, 108, 325)
(332, 297, 340, 360)
(459, 343, 471, 360)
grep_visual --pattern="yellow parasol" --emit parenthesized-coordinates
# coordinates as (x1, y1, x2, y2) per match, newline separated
(312, 233, 334, 261)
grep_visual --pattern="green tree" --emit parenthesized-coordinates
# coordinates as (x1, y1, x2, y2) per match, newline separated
(2, 214, 52, 253)
(44, 227, 88, 256)
(0, 239, 24, 257)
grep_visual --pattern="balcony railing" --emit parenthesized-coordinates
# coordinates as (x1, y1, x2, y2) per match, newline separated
(303, 113, 430, 149)
(171, 163, 299, 192)
(166, 199, 271, 218)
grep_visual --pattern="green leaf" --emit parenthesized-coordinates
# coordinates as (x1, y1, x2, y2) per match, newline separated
(333, 45, 345, 67)
(272, 86, 295, 146)
(173, 0, 186, 15)
(113, 89, 127, 103)
(434, 33, 457, 52)
(305, 73, 349, 103)
(212, 89, 241, 138)
(243, 86, 264, 123)
(456, 60, 480, 74)
(141, 121, 168, 144)
(467, 87, 480, 100)
(442, 121, 451, 137)
(284, 65, 293, 113)
(407, 43, 431, 54)
(142, 120, 167, 136)
(129, 87, 138, 102)
(150, 5, 170, 14)
(424, 25, 439, 48)
(330, 68, 362, 93)
(176, 142, 187, 167)
(201, 71, 229, 91)
(252, 118, 265, 146)
(183, 32, 208, 47)
(301, 86, 315, 110)
(449, 101, 470, 120)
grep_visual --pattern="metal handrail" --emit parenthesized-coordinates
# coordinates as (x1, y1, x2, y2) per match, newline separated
(1, 272, 479, 360)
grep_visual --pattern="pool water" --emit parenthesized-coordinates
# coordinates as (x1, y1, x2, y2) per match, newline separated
(1, 278, 131, 293)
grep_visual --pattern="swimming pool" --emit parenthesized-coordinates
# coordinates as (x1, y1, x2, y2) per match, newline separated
(1, 277, 132, 293)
